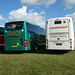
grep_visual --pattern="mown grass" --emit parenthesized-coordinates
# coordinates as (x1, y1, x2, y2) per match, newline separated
(0, 48, 75, 75)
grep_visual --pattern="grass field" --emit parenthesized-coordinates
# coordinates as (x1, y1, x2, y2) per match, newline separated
(0, 48, 75, 75)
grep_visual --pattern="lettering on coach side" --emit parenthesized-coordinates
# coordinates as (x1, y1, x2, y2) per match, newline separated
(49, 26, 68, 29)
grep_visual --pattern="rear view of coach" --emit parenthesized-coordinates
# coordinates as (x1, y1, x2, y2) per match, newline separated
(46, 17, 74, 50)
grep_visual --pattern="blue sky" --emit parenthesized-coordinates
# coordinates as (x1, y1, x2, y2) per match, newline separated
(0, 0, 75, 30)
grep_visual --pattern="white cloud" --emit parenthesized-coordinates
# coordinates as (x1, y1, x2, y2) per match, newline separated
(8, 6, 45, 28)
(0, 15, 5, 20)
(66, 12, 75, 22)
(21, 0, 56, 7)
(63, 0, 75, 10)
(63, 0, 75, 5)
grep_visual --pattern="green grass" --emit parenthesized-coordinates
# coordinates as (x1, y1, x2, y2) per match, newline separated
(0, 49, 75, 75)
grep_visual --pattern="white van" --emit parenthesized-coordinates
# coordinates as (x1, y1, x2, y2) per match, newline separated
(46, 17, 74, 50)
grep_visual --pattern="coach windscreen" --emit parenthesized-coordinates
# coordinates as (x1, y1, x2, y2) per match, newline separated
(5, 22, 23, 31)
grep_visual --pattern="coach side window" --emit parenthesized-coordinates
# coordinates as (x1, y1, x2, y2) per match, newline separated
(0, 27, 4, 35)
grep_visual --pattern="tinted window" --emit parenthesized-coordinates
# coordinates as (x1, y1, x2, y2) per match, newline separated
(26, 22, 45, 35)
(5, 22, 23, 30)
(37, 27, 45, 35)
(0, 27, 4, 35)
(54, 21, 62, 24)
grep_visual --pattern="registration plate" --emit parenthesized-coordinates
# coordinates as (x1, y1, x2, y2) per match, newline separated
(12, 46, 17, 47)
(56, 43, 62, 46)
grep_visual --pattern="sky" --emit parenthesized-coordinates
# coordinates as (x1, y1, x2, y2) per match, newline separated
(0, 0, 75, 30)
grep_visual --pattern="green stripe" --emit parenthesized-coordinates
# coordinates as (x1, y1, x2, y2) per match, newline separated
(38, 43, 45, 45)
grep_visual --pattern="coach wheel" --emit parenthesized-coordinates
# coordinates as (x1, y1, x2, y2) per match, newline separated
(35, 44, 38, 50)
(35, 46, 38, 50)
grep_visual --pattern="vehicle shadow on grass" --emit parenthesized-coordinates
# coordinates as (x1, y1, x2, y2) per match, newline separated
(30, 48, 69, 55)
(0, 48, 69, 55)
(0, 49, 26, 54)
